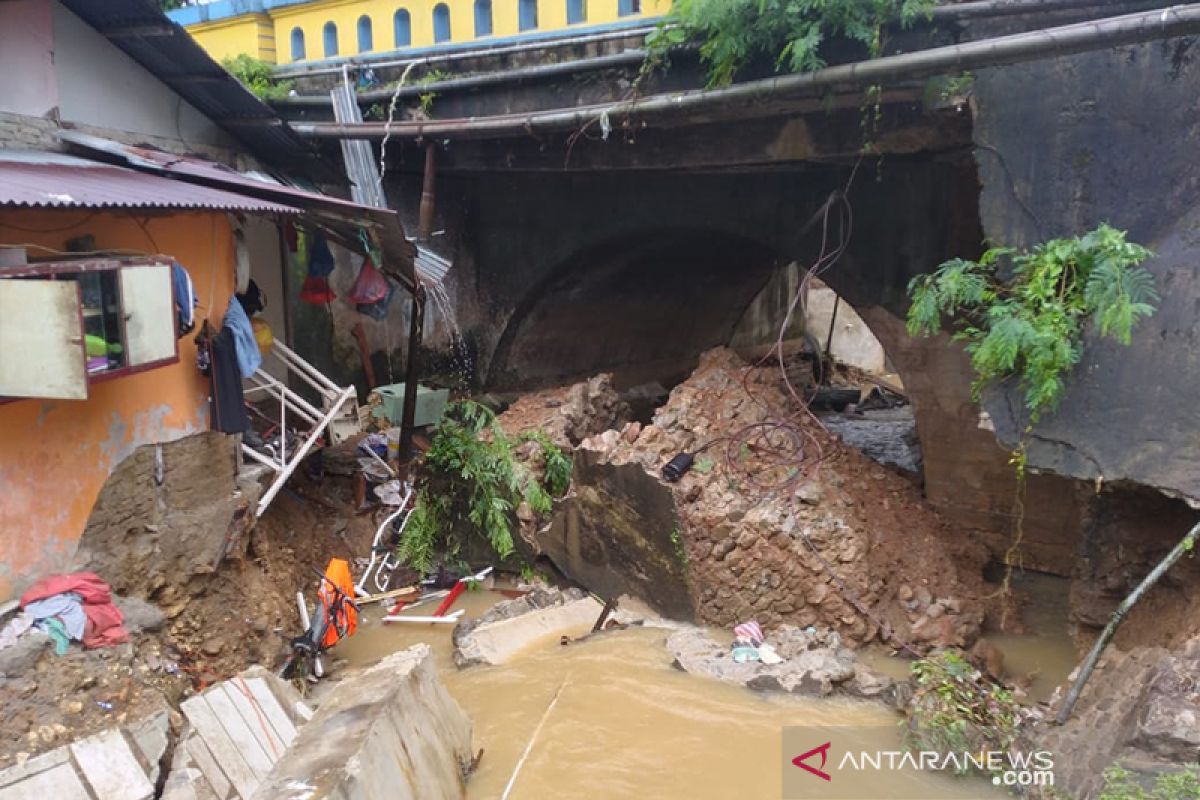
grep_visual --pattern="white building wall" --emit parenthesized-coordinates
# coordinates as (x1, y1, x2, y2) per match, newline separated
(51, 1, 234, 148)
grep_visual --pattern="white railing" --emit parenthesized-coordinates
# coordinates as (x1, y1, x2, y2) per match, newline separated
(241, 340, 359, 516)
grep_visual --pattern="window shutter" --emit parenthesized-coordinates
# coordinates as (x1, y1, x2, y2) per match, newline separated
(120, 263, 176, 367)
(0, 279, 88, 399)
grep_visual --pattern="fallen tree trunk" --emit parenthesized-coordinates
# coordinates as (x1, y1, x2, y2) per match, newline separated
(1056, 518, 1200, 723)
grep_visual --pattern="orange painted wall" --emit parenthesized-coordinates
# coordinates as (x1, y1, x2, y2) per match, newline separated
(0, 209, 242, 602)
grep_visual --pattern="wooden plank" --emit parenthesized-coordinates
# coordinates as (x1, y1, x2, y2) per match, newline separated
(356, 585, 418, 605)
(181, 696, 259, 800)
(243, 677, 299, 746)
(201, 689, 274, 780)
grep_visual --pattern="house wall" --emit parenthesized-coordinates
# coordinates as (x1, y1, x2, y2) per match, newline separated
(172, 0, 669, 65)
(49, 1, 233, 148)
(0, 0, 58, 118)
(0, 209, 237, 603)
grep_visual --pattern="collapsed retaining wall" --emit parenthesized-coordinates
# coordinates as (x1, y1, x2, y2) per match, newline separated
(251, 645, 473, 800)
(519, 349, 993, 651)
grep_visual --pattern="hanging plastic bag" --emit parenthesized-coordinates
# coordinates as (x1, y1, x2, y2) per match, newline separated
(347, 255, 389, 306)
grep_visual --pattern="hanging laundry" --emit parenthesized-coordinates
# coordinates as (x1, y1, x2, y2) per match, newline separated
(356, 278, 398, 321)
(224, 295, 262, 379)
(20, 572, 129, 649)
(237, 278, 267, 316)
(208, 324, 249, 434)
(347, 255, 390, 306)
(171, 261, 198, 336)
(300, 231, 337, 305)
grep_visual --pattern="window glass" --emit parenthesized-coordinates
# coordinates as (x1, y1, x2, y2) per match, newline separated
(474, 0, 493, 37)
(323, 21, 338, 57)
(77, 271, 127, 374)
(519, 0, 538, 31)
(433, 4, 451, 43)
(566, 0, 586, 24)
(290, 27, 306, 60)
(394, 9, 412, 47)
(357, 15, 373, 52)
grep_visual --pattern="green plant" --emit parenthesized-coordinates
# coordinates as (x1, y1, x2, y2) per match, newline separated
(1099, 764, 1200, 800)
(669, 527, 688, 567)
(413, 68, 451, 115)
(907, 223, 1156, 423)
(221, 54, 294, 101)
(906, 650, 1020, 773)
(648, 0, 933, 88)
(398, 401, 571, 573)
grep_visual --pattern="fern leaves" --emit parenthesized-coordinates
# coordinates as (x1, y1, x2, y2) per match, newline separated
(398, 401, 573, 573)
(656, 0, 934, 88)
(906, 224, 1156, 421)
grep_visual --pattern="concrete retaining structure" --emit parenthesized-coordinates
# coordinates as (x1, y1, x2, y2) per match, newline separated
(250, 644, 473, 800)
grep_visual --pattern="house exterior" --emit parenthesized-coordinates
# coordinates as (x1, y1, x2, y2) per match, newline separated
(167, 0, 670, 66)
(0, 0, 410, 603)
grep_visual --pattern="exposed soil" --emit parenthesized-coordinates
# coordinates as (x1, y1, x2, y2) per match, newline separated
(0, 471, 373, 769)
(510, 348, 996, 652)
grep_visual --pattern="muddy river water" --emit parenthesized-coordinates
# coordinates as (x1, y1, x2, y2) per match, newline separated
(331, 583, 1073, 800)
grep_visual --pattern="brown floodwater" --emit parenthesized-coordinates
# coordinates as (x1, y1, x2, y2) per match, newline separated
(334, 592, 1015, 799)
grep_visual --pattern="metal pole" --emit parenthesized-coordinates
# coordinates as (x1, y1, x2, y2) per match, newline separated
(398, 283, 426, 460)
(418, 142, 437, 241)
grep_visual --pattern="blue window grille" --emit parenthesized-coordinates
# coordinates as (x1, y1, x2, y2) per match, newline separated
(289, 27, 305, 61)
(393, 9, 412, 47)
(474, 0, 493, 37)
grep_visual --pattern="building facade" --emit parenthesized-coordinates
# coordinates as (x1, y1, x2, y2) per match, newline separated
(169, 0, 670, 65)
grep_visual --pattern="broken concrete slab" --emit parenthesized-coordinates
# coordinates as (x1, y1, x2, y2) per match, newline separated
(667, 625, 900, 703)
(452, 587, 638, 668)
(0, 713, 168, 800)
(168, 665, 310, 800)
(250, 644, 472, 800)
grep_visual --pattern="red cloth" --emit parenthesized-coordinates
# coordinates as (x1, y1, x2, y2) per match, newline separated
(20, 572, 130, 649)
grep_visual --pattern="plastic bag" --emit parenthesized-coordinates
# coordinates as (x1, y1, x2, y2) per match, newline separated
(347, 255, 389, 305)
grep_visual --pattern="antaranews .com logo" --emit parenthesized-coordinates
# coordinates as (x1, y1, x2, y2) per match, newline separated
(782, 727, 1054, 799)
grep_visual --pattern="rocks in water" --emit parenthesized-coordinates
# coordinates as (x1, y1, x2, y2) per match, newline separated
(820, 407, 922, 474)
(667, 625, 899, 703)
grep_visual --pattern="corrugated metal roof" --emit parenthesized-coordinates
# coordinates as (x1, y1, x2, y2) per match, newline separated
(58, 0, 325, 176)
(0, 151, 299, 214)
(57, 132, 417, 283)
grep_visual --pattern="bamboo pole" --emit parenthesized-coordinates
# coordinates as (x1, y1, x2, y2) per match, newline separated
(1056, 519, 1200, 723)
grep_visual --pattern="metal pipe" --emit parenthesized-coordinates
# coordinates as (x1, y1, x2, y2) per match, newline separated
(293, 5, 1200, 142)
(275, 50, 649, 108)
(417, 142, 437, 240)
(928, 0, 1171, 19)
(274, 24, 662, 79)
(398, 284, 427, 459)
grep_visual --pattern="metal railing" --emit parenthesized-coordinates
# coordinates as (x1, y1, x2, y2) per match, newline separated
(241, 340, 359, 516)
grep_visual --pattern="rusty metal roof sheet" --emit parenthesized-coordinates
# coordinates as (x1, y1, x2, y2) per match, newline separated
(0, 151, 300, 214)
(58, 133, 417, 283)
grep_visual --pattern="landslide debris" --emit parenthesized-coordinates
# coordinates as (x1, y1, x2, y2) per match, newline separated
(506, 348, 993, 652)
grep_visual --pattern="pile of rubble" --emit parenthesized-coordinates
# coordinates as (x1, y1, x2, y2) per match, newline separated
(507, 348, 992, 652)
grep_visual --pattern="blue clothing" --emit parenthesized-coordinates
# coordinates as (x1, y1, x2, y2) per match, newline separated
(223, 296, 262, 379)
(171, 261, 196, 331)
(309, 232, 336, 278)
(25, 592, 87, 641)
